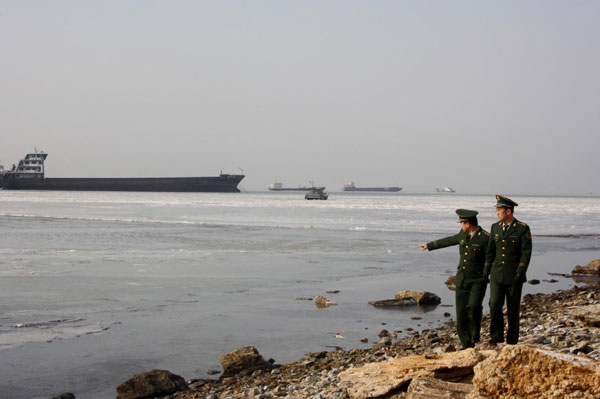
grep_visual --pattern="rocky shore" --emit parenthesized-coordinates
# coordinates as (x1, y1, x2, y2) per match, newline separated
(55, 261, 600, 399)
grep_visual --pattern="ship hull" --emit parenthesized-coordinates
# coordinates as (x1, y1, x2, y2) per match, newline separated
(269, 187, 311, 191)
(343, 187, 402, 192)
(0, 175, 244, 193)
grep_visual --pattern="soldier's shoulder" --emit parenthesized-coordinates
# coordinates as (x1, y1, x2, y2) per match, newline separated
(480, 228, 490, 236)
(518, 221, 529, 227)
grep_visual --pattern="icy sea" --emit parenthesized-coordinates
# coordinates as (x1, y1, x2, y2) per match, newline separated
(1, 191, 599, 399)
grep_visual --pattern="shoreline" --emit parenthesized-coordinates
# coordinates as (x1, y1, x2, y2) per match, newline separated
(102, 276, 600, 399)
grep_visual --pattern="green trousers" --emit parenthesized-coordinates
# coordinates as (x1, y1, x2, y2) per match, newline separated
(455, 278, 487, 347)
(489, 280, 523, 344)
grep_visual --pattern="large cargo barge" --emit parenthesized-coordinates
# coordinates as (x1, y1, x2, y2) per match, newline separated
(268, 182, 312, 191)
(342, 182, 402, 192)
(0, 151, 245, 192)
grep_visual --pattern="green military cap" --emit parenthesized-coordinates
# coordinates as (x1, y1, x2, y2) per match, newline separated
(456, 208, 478, 222)
(495, 195, 518, 208)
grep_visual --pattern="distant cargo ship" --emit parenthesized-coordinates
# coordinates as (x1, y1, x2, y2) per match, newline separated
(436, 187, 456, 193)
(0, 151, 245, 192)
(269, 182, 316, 191)
(342, 182, 402, 192)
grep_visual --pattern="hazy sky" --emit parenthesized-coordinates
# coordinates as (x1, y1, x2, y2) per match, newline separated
(1, 1, 599, 194)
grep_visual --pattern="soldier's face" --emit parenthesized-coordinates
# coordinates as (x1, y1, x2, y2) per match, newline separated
(496, 207, 512, 222)
(460, 221, 470, 232)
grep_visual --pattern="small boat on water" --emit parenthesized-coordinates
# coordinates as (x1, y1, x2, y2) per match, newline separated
(342, 182, 402, 192)
(305, 187, 328, 200)
(436, 187, 456, 193)
(0, 151, 245, 192)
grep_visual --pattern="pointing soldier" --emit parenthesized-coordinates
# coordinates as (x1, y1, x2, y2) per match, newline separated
(485, 195, 532, 345)
(419, 209, 489, 349)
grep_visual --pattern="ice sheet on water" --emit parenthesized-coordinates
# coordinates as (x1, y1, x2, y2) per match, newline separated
(0, 318, 107, 349)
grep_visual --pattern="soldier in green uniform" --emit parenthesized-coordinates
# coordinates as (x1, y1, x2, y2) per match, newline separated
(484, 195, 532, 345)
(419, 209, 489, 349)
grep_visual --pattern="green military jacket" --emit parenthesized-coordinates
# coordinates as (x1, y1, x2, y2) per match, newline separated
(484, 218, 532, 285)
(427, 227, 489, 288)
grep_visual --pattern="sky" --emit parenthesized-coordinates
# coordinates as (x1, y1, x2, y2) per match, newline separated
(1, 1, 599, 194)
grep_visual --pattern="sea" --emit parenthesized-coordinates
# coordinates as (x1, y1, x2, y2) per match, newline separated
(1, 191, 599, 399)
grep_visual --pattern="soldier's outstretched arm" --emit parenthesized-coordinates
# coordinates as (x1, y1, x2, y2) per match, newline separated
(425, 233, 461, 251)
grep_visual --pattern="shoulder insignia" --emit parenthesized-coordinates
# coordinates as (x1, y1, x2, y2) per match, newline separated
(519, 222, 528, 226)
(526, 231, 531, 239)
(483, 230, 490, 236)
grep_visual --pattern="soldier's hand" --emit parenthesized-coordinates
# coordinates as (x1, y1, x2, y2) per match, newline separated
(515, 270, 525, 283)
(418, 243, 428, 251)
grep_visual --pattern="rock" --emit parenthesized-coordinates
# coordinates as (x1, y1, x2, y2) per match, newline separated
(51, 394, 76, 399)
(326, 290, 340, 294)
(528, 279, 540, 285)
(360, 338, 368, 343)
(571, 304, 600, 327)
(470, 345, 600, 398)
(407, 376, 473, 398)
(338, 348, 485, 399)
(116, 369, 188, 399)
(295, 297, 313, 301)
(206, 369, 220, 375)
(572, 344, 594, 355)
(378, 329, 390, 338)
(315, 296, 337, 308)
(572, 259, 600, 276)
(395, 291, 441, 305)
(445, 275, 456, 291)
(444, 312, 452, 318)
(219, 346, 272, 377)
(368, 298, 416, 307)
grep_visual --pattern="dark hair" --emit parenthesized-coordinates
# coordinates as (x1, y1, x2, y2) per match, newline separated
(467, 216, 478, 226)
(500, 206, 514, 213)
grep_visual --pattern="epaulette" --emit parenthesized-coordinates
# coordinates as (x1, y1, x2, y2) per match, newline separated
(519, 222, 527, 226)
(482, 230, 490, 236)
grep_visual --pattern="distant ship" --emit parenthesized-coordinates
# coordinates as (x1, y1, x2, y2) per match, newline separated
(436, 187, 456, 193)
(342, 182, 402, 192)
(269, 182, 319, 191)
(0, 151, 245, 192)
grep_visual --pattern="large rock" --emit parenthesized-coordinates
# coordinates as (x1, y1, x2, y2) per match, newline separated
(116, 369, 188, 399)
(339, 349, 485, 399)
(395, 291, 441, 305)
(571, 304, 600, 327)
(572, 259, 600, 276)
(445, 276, 456, 291)
(219, 346, 271, 377)
(315, 295, 337, 308)
(407, 376, 473, 399)
(368, 298, 416, 307)
(470, 345, 600, 399)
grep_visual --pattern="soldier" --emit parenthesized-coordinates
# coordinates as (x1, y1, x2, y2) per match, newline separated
(419, 209, 489, 349)
(484, 195, 532, 346)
